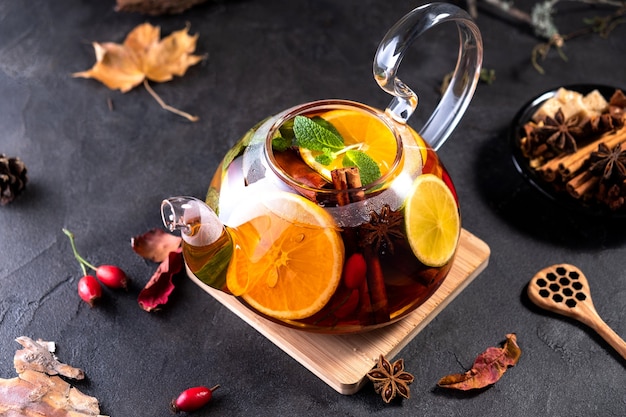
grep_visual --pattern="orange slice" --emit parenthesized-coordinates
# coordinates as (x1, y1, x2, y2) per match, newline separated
(404, 174, 460, 267)
(299, 109, 398, 182)
(226, 192, 344, 320)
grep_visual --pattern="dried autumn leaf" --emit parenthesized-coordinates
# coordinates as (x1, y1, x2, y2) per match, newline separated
(131, 228, 182, 263)
(0, 337, 106, 416)
(73, 23, 203, 121)
(138, 247, 183, 312)
(73, 22, 202, 92)
(437, 333, 521, 391)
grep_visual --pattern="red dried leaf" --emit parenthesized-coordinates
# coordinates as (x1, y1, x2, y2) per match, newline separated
(138, 248, 183, 312)
(437, 333, 521, 391)
(131, 228, 181, 263)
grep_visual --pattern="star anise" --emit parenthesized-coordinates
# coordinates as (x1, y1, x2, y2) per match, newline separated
(589, 142, 626, 182)
(608, 89, 626, 128)
(366, 354, 414, 403)
(536, 108, 582, 154)
(358, 204, 404, 255)
(598, 182, 626, 211)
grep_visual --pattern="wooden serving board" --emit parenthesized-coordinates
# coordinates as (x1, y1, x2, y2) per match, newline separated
(187, 228, 490, 395)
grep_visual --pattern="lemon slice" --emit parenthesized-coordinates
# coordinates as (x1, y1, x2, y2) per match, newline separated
(404, 174, 460, 267)
(226, 192, 344, 320)
(299, 109, 398, 182)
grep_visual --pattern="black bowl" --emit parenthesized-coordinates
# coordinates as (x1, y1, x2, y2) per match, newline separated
(510, 83, 625, 217)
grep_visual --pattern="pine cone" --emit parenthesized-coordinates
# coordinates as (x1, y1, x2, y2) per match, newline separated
(0, 154, 28, 205)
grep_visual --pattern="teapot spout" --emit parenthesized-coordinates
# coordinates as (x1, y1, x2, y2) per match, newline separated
(161, 196, 224, 246)
(161, 196, 233, 291)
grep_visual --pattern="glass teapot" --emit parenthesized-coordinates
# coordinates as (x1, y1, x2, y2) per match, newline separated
(161, 2, 483, 334)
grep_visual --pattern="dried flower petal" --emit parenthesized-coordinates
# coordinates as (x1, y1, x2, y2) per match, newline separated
(138, 248, 183, 312)
(131, 228, 181, 263)
(437, 333, 521, 391)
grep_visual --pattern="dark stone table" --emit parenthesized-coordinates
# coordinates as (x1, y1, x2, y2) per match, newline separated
(1, 0, 625, 415)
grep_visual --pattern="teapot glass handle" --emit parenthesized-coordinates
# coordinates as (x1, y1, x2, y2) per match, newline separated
(373, 2, 483, 151)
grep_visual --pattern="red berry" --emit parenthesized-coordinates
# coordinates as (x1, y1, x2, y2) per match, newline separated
(170, 385, 219, 413)
(78, 275, 102, 307)
(96, 265, 128, 289)
(63, 228, 129, 294)
(343, 253, 367, 289)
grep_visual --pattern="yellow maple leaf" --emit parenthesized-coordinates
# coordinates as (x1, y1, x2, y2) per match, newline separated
(73, 23, 204, 121)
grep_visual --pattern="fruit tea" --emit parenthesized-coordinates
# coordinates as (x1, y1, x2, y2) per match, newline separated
(202, 102, 460, 333)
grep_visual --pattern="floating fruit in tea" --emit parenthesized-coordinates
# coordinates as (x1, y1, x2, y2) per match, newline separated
(404, 174, 460, 267)
(295, 109, 398, 184)
(225, 191, 344, 320)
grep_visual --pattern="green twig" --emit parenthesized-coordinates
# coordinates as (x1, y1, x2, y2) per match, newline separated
(63, 228, 98, 275)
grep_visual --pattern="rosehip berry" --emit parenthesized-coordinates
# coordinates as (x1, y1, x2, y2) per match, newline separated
(170, 385, 220, 413)
(77, 275, 102, 307)
(63, 228, 130, 294)
(343, 253, 367, 289)
(96, 265, 128, 289)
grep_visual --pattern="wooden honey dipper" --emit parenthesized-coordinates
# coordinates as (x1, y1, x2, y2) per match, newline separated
(528, 263, 626, 360)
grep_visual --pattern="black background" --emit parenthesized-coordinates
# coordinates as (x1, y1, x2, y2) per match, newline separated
(1, 0, 625, 415)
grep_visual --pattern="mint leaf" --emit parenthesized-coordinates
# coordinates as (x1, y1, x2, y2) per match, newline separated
(279, 118, 295, 140)
(311, 116, 341, 137)
(314, 149, 333, 166)
(293, 115, 344, 152)
(271, 136, 291, 152)
(343, 150, 381, 185)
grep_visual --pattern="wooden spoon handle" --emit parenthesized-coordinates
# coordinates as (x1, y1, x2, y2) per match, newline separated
(584, 307, 626, 360)
(594, 321, 626, 360)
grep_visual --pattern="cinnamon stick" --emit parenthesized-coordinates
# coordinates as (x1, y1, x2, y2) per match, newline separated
(331, 168, 372, 322)
(566, 170, 599, 199)
(331, 168, 352, 206)
(537, 153, 568, 181)
(331, 167, 364, 206)
(357, 273, 374, 324)
(331, 167, 389, 323)
(331, 167, 390, 324)
(364, 246, 390, 323)
(558, 127, 626, 179)
(534, 125, 626, 182)
(345, 168, 365, 202)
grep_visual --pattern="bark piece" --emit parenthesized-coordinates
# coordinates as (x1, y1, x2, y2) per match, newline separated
(0, 337, 107, 416)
